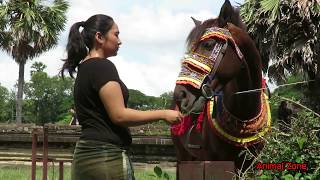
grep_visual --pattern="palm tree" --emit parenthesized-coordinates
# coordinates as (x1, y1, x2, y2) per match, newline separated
(240, 0, 320, 111)
(240, 0, 320, 82)
(0, 0, 68, 123)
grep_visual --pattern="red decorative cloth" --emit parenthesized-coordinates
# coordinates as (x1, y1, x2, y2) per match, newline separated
(196, 112, 204, 131)
(171, 111, 205, 136)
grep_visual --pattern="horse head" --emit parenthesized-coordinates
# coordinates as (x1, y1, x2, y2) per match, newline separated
(174, 0, 263, 120)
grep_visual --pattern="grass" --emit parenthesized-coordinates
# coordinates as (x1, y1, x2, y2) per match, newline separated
(0, 165, 71, 180)
(0, 165, 176, 180)
(135, 170, 176, 180)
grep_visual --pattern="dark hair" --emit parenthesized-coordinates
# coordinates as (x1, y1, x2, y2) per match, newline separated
(60, 14, 114, 78)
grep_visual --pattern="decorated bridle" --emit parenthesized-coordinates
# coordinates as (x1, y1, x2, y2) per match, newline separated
(176, 27, 244, 113)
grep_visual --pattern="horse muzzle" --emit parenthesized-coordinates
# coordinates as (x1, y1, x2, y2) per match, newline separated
(174, 85, 206, 115)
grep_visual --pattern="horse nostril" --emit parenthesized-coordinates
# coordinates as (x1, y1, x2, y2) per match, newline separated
(179, 91, 186, 100)
(181, 98, 189, 113)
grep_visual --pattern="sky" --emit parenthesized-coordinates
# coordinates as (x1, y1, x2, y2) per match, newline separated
(0, 0, 244, 97)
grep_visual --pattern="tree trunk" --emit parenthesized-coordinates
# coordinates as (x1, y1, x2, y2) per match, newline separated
(16, 60, 26, 124)
(316, 54, 320, 114)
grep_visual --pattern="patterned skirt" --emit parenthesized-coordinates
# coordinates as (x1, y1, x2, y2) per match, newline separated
(71, 140, 135, 180)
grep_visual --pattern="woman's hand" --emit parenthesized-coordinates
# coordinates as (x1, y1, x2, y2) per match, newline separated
(163, 110, 183, 124)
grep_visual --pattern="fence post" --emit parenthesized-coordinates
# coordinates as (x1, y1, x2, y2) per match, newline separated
(42, 125, 48, 180)
(31, 129, 38, 180)
(59, 161, 64, 180)
(178, 161, 235, 180)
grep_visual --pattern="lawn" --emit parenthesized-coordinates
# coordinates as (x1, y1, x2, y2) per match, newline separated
(0, 164, 176, 180)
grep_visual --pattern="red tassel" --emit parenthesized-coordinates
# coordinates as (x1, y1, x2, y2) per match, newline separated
(262, 78, 266, 88)
(171, 115, 193, 136)
(196, 112, 204, 131)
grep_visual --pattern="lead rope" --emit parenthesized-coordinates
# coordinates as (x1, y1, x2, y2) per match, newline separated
(233, 80, 315, 95)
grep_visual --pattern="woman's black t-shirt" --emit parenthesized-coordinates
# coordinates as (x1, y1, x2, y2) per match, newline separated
(74, 57, 132, 146)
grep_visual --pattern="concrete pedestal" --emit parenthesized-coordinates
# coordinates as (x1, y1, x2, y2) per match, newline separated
(178, 161, 235, 180)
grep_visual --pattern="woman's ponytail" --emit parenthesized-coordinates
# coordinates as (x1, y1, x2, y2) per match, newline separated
(60, 21, 87, 78)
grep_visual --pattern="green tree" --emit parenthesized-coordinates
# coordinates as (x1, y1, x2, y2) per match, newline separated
(50, 75, 74, 123)
(127, 90, 172, 110)
(160, 91, 174, 109)
(30, 61, 47, 76)
(0, 84, 10, 122)
(128, 89, 149, 109)
(24, 62, 74, 125)
(0, 0, 68, 123)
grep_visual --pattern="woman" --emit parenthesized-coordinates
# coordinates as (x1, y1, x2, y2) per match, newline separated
(60, 14, 182, 180)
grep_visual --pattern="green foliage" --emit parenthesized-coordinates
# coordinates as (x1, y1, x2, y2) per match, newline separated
(251, 110, 320, 179)
(0, 0, 69, 123)
(0, 0, 69, 57)
(240, 81, 320, 179)
(274, 75, 306, 99)
(153, 166, 171, 180)
(0, 85, 15, 122)
(231, 74, 320, 179)
(128, 89, 148, 109)
(136, 170, 175, 180)
(56, 114, 72, 125)
(272, 73, 320, 113)
(260, 0, 280, 22)
(30, 62, 47, 76)
(24, 62, 74, 125)
(240, 0, 320, 83)
(128, 90, 173, 110)
(0, 84, 10, 122)
(154, 166, 162, 177)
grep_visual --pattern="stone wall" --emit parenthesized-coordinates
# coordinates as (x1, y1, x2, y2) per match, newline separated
(0, 123, 176, 162)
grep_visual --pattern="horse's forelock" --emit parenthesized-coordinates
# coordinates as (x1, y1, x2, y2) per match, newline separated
(186, 19, 218, 51)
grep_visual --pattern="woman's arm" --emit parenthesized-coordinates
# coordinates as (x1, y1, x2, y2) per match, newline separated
(99, 81, 182, 127)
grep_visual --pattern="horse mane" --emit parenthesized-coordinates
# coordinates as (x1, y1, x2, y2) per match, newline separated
(227, 23, 262, 89)
(186, 19, 217, 51)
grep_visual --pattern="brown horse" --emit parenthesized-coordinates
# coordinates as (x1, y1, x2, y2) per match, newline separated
(171, 0, 271, 177)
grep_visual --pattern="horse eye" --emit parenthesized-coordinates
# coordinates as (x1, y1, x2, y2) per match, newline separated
(202, 39, 216, 50)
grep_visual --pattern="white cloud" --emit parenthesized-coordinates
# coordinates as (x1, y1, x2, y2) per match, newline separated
(117, 6, 214, 45)
(111, 53, 181, 96)
(0, 54, 32, 91)
(0, 55, 19, 91)
(0, 46, 65, 91)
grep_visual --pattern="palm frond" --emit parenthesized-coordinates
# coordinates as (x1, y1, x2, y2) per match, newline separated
(260, 0, 280, 22)
(315, 3, 320, 15)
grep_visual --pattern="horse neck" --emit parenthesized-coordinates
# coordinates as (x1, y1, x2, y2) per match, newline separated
(223, 61, 262, 120)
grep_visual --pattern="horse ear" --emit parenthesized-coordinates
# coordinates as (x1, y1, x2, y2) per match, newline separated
(218, 0, 234, 27)
(191, 17, 202, 26)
